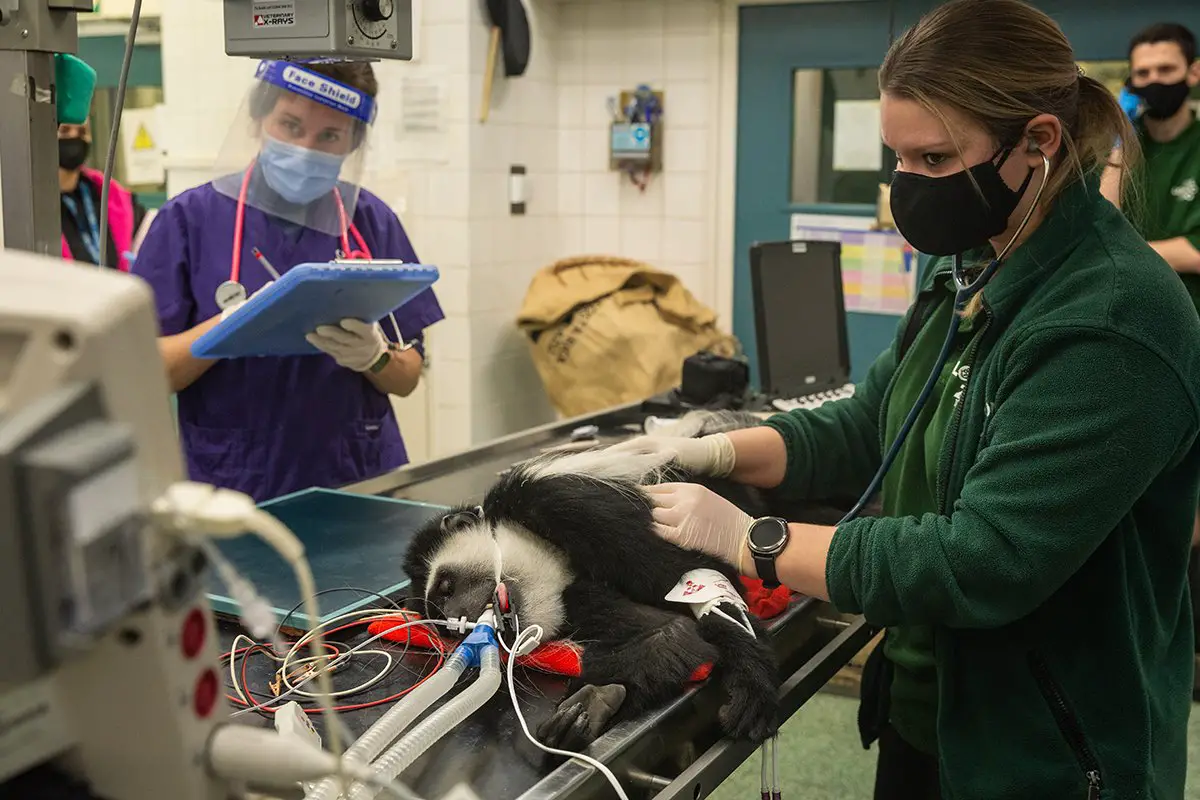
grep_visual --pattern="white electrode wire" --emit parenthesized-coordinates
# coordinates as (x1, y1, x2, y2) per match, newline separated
(281, 651, 395, 699)
(277, 608, 411, 699)
(233, 618, 455, 717)
(239, 509, 351, 795)
(506, 626, 631, 800)
(231, 610, 401, 704)
(278, 608, 428, 690)
(245, 511, 343, 748)
(98, 0, 143, 268)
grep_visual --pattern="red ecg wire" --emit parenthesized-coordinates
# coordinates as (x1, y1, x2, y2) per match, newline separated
(222, 619, 447, 715)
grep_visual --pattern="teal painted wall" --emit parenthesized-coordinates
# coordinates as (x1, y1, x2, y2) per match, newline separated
(76, 36, 166, 208)
(734, 0, 1196, 384)
(77, 36, 161, 88)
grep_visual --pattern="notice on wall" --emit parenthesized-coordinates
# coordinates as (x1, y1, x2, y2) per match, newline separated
(394, 70, 450, 165)
(119, 106, 165, 187)
(832, 99, 883, 172)
(791, 219, 915, 315)
(252, 0, 295, 28)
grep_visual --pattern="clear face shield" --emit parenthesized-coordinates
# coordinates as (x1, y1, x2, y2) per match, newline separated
(212, 60, 377, 237)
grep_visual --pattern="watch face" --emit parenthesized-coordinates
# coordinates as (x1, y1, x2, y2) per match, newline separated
(749, 517, 788, 553)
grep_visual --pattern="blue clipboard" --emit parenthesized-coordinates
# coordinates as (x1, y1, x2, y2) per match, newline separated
(191, 261, 439, 359)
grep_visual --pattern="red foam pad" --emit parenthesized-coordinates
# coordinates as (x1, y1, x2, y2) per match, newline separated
(369, 578, 791, 684)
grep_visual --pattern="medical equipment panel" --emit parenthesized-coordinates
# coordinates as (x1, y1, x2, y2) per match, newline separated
(223, 0, 415, 61)
(0, 250, 225, 799)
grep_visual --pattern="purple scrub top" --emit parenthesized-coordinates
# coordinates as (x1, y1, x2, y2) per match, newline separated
(131, 180, 444, 503)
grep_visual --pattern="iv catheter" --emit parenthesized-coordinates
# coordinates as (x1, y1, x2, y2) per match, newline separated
(837, 152, 1053, 526)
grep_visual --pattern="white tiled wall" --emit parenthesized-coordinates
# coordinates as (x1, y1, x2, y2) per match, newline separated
(158, 0, 734, 458)
(464, 0, 730, 443)
(464, 0, 561, 443)
(555, 0, 725, 305)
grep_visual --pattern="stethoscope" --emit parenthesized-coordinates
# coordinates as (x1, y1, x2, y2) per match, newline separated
(62, 179, 102, 265)
(214, 161, 375, 311)
(836, 151, 1053, 526)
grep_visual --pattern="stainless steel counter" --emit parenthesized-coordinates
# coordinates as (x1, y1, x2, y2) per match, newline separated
(329, 403, 877, 800)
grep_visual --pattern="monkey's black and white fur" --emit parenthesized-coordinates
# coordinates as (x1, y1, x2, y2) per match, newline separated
(402, 411, 788, 751)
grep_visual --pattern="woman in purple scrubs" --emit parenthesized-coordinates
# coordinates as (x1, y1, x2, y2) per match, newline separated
(132, 60, 443, 503)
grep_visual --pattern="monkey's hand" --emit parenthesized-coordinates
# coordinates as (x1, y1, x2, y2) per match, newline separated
(536, 684, 627, 751)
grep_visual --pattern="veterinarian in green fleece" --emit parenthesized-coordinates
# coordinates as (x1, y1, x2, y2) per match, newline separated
(615, 2, 1200, 799)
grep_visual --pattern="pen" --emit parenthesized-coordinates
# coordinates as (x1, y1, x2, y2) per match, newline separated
(251, 246, 281, 280)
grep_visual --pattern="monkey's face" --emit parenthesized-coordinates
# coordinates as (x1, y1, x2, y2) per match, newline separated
(418, 510, 570, 639)
(424, 563, 498, 624)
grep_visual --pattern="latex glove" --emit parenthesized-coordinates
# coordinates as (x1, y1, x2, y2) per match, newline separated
(609, 433, 736, 478)
(305, 318, 388, 372)
(644, 482, 753, 572)
(220, 281, 273, 322)
(1118, 86, 1143, 122)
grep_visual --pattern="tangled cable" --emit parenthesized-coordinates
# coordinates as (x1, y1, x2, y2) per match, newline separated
(218, 588, 449, 717)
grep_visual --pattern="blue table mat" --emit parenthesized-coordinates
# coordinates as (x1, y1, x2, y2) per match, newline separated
(206, 487, 448, 628)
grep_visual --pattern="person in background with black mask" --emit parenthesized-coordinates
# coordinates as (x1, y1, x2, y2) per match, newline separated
(1104, 23, 1200, 291)
(59, 119, 146, 270)
(612, 2, 1200, 798)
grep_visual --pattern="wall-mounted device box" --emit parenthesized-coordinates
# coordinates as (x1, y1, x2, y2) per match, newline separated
(223, 0, 415, 61)
(609, 88, 663, 173)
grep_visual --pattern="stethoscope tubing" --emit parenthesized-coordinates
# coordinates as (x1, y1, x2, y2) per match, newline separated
(836, 153, 1052, 526)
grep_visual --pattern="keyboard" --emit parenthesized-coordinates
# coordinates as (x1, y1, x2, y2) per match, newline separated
(770, 382, 856, 413)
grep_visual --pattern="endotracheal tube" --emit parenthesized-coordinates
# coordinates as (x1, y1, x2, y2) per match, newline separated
(345, 610, 503, 800)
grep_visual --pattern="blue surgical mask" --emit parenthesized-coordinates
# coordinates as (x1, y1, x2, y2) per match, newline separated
(258, 135, 346, 205)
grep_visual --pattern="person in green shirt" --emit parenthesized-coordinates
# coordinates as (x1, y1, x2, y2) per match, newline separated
(1103, 23, 1200, 297)
(613, 1, 1200, 798)
(1104, 24, 1200, 554)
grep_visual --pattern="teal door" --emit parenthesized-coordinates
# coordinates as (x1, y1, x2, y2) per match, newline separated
(734, 1, 918, 385)
(733, 0, 1191, 384)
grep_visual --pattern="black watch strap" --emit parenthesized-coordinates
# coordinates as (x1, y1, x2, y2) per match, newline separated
(753, 552, 781, 589)
(747, 517, 789, 590)
(368, 350, 392, 374)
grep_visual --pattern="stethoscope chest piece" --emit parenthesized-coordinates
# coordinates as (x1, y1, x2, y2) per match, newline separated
(216, 280, 248, 310)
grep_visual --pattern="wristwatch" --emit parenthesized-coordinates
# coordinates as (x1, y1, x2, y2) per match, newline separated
(746, 517, 790, 589)
(368, 338, 417, 374)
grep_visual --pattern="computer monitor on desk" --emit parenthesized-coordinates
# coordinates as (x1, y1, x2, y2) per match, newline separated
(750, 240, 855, 412)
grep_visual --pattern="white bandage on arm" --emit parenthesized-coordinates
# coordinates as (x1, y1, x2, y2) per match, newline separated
(666, 568, 756, 638)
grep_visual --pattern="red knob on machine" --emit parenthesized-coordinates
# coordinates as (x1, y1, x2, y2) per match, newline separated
(193, 669, 219, 718)
(181, 607, 207, 660)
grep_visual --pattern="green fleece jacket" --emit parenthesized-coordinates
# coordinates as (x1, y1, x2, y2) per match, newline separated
(765, 176, 1200, 800)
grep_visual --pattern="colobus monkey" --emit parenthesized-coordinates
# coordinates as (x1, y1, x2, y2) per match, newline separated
(402, 411, 786, 750)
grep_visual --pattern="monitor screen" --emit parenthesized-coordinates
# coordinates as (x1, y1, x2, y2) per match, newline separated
(751, 240, 849, 396)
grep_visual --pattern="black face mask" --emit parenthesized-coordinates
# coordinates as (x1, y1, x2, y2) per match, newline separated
(889, 145, 1035, 257)
(59, 137, 90, 172)
(1131, 80, 1192, 120)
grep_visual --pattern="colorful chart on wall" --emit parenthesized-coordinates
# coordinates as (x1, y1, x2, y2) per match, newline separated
(790, 216, 916, 316)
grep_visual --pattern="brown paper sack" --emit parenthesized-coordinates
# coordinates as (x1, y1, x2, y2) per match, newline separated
(516, 255, 741, 418)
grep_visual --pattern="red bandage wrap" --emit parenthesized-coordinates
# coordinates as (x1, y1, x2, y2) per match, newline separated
(372, 578, 792, 684)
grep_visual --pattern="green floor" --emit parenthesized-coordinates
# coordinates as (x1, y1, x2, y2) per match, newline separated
(709, 691, 1200, 798)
